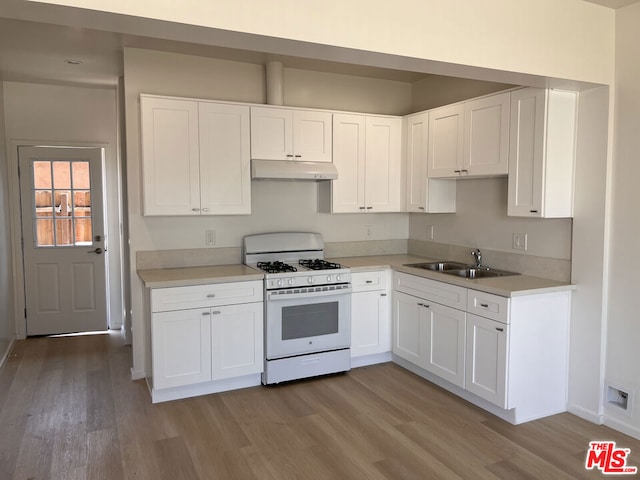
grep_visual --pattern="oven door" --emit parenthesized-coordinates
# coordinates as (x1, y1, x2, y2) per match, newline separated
(265, 287, 351, 360)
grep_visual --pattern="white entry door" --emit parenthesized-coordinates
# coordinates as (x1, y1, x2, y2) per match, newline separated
(19, 146, 108, 335)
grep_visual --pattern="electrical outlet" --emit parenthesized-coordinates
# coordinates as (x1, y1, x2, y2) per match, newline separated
(365, 225, 373, 238)
(512, 233, 528, 251)
(425, 225, 434, 240)
(205, 230, 216, 246)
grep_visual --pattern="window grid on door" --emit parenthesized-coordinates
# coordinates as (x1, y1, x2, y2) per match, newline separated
(32, 160, 93, 247)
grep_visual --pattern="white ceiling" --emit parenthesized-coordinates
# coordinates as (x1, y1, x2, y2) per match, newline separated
(0, 0, 638, 88)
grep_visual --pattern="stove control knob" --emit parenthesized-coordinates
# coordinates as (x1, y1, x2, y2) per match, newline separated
(288, 278, 294, 286)
(308, 276, 314, 284)
(336, 274, 342, 282)
(327, 275, 332, 283)
(277, 279, 284, 287)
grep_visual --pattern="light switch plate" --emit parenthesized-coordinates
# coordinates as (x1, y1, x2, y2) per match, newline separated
(512, 233, 528, 251)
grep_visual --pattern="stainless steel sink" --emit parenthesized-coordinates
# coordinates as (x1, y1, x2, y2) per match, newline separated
(442, 267, 519, 279)
(403, 261, 468, 272)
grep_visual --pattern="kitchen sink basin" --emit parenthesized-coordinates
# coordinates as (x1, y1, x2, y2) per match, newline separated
(403, 261, 468, 272)
(442, 267, 519, 279)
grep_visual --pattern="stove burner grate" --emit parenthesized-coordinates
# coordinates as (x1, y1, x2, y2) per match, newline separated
(298, 259, 343, 270)
(257, 261, 298, 274)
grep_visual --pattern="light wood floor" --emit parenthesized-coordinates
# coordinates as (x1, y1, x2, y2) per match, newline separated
(1, 332, 639, 479)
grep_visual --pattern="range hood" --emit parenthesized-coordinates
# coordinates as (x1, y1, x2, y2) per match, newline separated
(251, 159, 338, 181)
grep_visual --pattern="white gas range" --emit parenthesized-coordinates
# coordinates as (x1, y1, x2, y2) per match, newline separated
(243, 232, 352, 385)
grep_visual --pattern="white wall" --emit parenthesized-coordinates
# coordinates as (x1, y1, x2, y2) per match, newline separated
(32, 0, 615, 85)
(124, 47, 411, 376)
(3, 81, 123, 336)
(412, 76, 514, 112)
(409, 178, 573, 260)
(0, 79, 16, 363)
(604, 3, 640, 438)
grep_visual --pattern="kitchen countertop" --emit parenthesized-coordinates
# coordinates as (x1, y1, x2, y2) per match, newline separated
(138, 254, 575, 297)
(138, 264, 263, 288)
(328, 254, 576, 298)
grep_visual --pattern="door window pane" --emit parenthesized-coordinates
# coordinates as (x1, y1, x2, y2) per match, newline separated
(53, 161, 71, 189)
(32, 160, 94, 247)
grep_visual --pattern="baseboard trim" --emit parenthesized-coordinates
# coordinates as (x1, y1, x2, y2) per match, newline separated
(604, 416, 640, 441)
(130, 368, 146, 381)
(351, 351, 392, 368)
(0, 336, 16, 369)
(567, 404, 604, 425)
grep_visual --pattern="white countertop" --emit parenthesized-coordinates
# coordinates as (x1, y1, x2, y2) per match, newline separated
(328, 254, 576, 297)
(138, 254, 575, 297)
(138, 264, 263, 288)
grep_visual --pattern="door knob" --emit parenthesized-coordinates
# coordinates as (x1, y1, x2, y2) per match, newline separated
(88, 247, 103, 254)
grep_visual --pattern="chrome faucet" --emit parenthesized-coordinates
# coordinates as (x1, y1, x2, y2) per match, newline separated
(471, 249, 482, 268)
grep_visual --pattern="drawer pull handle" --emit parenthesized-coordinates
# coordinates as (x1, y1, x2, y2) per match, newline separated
(480, 303, 489, 308)
(530, 210, 538, 213)
(202, 312, 211, 316)
(380, 293, 387, 297)
(496, 327, 504, 332)
(365, 280, 373, 284)
(206, 294, 216, 298)
(417, 303, 430, 309)
(212, 310, 221, 315)
(454, 169, 461, 173)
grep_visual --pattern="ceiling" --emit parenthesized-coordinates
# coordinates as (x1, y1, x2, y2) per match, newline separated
(0, 0, 638, 88)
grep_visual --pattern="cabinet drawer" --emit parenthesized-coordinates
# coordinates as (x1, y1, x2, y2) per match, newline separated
(151, 281, 263, 312)
(351, 270, 389, 292)
(394, 272, 466, 310)
(467, 290, 509, 324)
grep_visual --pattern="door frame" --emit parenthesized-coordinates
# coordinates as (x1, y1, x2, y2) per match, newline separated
(7, 139, 125, 339)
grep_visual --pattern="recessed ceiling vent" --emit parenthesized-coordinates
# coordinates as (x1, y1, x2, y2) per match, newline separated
(266, 60, 284, 106)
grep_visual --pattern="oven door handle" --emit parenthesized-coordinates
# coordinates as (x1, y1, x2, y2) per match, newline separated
(267, 286, 352, 301)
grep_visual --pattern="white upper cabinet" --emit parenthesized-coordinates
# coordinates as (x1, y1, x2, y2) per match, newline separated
(141, 96, 200, 216)
(199, 102, 251, 215)
(428, 103, 465, 178)
(250, 106, 332, 163)
(319, 113, 402, 213)
(405, 112, 456, 213)
(464, 92, 510, 176)
(141, 95, 251, 216)
(428, 92, 510, 179)
(508, 88, 577, 218)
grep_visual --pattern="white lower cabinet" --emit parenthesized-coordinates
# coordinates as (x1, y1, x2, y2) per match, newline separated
(211, 302, 263, 380)
(465, 313, 508, 407)
(393, 291, 465, 388)
(351, 271, 391, 366)
(149, 280, 263, 402)
(152, 308, 212, 390)
(393, 272, 570, 424)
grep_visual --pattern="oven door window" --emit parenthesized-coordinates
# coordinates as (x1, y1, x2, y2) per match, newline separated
(281, 302, 339, 340)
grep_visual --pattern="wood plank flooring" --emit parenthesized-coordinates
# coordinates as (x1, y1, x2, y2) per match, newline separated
(1, 332, 639, 479)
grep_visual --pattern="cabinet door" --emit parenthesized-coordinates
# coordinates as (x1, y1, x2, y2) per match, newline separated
(211, 302, 264, 380)
(293, 110, 332, 162)
(393, 292, 422, 364)
(331, 113, 366, 212)
(351, 290, 390, 358)
(465, 313, 508, 408)
(464, 92, 510, 176)
(365, 116, 402, 212)
(421, 302, 466, 388)
(152, 308, 212, 390)
(508, 88, 545, 217)
(406, 113, 428, 212)
(141, 96, 200, 215)
(428, 103, 464, 178)
(250, 106, 293, 160)
(199, 102, 251, 215)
